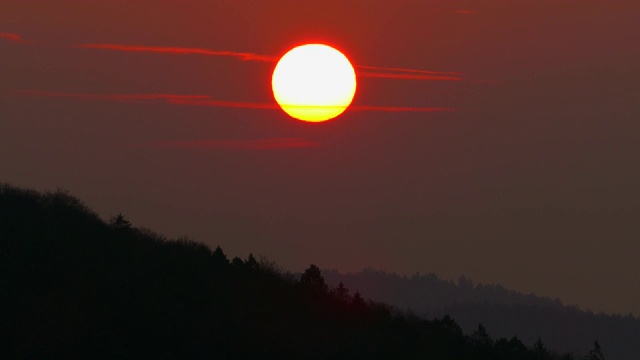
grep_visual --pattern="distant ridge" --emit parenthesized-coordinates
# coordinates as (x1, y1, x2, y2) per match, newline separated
(0, 183, 602, 359)
(324, 268, 564, 312)
(324, 269, 640, 360)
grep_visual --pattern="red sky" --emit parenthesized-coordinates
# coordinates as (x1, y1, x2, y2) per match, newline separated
(1, 0, 639, 315)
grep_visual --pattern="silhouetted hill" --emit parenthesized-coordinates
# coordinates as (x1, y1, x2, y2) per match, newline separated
(324, 269, 640, 360)
(1, 183, 590, 359)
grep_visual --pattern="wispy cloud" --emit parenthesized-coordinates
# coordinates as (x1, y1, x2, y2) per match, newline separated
(77, 42, 464, 82)
(0, 32, 24, 43)
(19, 90, 216, 103)
(351, 105, 454, 112)
(144, 138, 321, 150)
(167, 98, 278, 110)
(78, 43, 276, 62)
(19, 90, 278, 109)
(166, 98, 452, 112)
(357, 65, 463, 81)
(358, 72, 463, 82)
(5, 36, 468, 83)
(455, 9, 478, 15)
(19, 90, 452, 113)
(357, 65, 461, 76)
(20, 90, 277, 110)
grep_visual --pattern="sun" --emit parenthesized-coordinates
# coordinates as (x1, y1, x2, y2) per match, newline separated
(272, 44, 357, 122)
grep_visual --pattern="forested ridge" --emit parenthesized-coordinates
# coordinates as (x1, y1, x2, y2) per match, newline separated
(1, 184, 603, 359)
(324, 269, 640, 360)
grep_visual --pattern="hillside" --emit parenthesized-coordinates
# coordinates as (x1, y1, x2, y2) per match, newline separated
(323, 270, 640, 360)
(1, 183, 591, 359)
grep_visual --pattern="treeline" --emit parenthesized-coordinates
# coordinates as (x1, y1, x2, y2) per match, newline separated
(324, 264, 640, 360)
(322, 268, 565, 312)
(0, 183, 600, 359)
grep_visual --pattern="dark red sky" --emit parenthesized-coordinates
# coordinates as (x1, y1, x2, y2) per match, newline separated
(2, 0, 639, 315)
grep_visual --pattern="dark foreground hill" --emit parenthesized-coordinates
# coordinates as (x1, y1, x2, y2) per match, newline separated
(324, 270, 640, 360)
(1, 183, 595, 359)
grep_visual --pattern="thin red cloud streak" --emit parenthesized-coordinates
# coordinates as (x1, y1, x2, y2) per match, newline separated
(20, 89, 276, 109)
(19, 90, 213, 103)
(351, 106, 454, 112)
(357, 65, 461, 76)
(4, 37, 467, 83)
(145, 138, 321, 150)
(169, 99, 452, 112)
(78, 42, 463, 82)
(359, 71, 463, 82)
(167, 98, 278, 110)
(78, 43, 276, 62)
(18, 90, 279, 109)
(20, 90, 451, 113)
(0, 32, 23, 43)
(358, 65, 463, 81)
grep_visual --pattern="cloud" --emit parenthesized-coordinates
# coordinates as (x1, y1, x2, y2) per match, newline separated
(78, 43, 276, 62)
(20, 90, 277, 110)
(358, 71, 463, 82)
(144, 138, 321, 150)
(19, 90, 452, 113)
(19, 90, 217, 103)
(357, 65, 463, 81)
(5, 37, 468, 83)
(166, 98, 278, 110)
(0, 32, 24, 43)
(351, 105, 454, 112)
(357, 65, 461, 76)
(77, 42, 464, 82)
(168, 98, 453, 113)
(455, 9, 478, 15)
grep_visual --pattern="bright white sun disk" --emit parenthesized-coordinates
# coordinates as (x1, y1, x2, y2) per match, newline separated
(272, 44, 357, 122)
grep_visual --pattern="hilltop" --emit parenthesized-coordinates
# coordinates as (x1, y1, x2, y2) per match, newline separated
(0, 183, 594, 359)
(324, 269, 639, 360)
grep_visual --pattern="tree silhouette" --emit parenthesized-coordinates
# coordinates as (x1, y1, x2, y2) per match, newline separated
(212, 245, 229, 266)
(585, 341, 605, 360)
(322, 269, 640, 360)
(299, 264, 328, 294)
(245, 253, 259, 269)
(109, 213, 131, 229)
(535, 338, 549, 359)
(352, 291, 366, 308)
(472, 323, 494, 358)
(332, 281, 350, 303)
(472, 324, 492, 346)
(0, 183, 588, 360)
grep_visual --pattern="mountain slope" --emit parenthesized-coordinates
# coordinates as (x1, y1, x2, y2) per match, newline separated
(1, 183, 583, 359)
(324, 269, 640, 360)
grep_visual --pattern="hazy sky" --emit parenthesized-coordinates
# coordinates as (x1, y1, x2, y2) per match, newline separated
(2, 0, 639, 315)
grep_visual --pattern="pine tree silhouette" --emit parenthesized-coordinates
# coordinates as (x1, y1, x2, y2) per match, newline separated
(299, 264, 328, 294)
(585, 341, 605, 360)
(109, 213, 131, 229)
